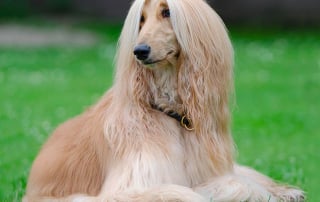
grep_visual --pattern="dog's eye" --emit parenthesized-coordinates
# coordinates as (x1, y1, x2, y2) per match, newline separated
(161, 8, 170, 18)
(140, 15, 145, 23)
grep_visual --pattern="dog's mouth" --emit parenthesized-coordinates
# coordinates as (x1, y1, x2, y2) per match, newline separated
(140, 50, 178, 66)
(143, 58, 164, 65)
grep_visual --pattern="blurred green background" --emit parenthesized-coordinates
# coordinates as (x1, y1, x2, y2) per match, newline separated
(0, 1, 319, 201)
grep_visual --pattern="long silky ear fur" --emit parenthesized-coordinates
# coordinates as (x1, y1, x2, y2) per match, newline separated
(167, 0, 235, 174)
(103, 0, 155, 157)
(113, 0, 152, 107)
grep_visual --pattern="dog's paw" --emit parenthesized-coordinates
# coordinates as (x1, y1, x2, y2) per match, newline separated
(277, 188, 305, 202)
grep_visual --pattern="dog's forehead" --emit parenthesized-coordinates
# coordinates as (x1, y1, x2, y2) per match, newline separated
(143, 0, 168, 13)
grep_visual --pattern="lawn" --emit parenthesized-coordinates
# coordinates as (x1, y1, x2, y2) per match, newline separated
(0, 22, 319, 201)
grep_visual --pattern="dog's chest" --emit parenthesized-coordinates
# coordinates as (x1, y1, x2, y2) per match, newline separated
(103, 112, 214, 193)
(150, 67, 182, 112)
(103, 128, 214, 194)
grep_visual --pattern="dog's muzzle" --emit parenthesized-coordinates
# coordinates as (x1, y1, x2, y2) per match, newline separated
(133, 44, 151, 61)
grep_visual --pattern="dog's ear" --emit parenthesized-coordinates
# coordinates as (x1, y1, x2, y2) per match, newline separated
(169, 0, 234, 170)
(173, 0, 235, 172)
(113, 0, 153, 106)
(170, 0, 234, 133)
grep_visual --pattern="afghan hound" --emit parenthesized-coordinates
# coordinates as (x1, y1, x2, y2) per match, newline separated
(24, 0, 304, 201)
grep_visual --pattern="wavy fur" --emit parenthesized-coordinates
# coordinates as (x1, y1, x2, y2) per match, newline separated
(24, 0, 304, 201)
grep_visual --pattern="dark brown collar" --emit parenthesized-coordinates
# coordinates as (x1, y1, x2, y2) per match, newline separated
(152, 105, 194, 131)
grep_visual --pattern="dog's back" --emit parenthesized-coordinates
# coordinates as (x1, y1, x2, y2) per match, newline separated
(25, 92, 112, 199)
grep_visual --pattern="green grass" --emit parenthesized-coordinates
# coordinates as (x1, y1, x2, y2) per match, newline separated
(0, 24, 319, 201)
(231, 28, 320, 201)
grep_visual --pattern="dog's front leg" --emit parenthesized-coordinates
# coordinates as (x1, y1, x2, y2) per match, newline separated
(193, 174, 277, 202)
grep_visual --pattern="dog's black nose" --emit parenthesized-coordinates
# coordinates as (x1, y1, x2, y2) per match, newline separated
(133, 44, 151, 61)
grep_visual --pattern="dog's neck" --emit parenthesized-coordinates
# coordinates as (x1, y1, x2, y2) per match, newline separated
(148, 64, 183, 115)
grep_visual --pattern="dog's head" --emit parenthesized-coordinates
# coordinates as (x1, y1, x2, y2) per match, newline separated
(133, 0, 180, 67)
(116, 0, 233, 138)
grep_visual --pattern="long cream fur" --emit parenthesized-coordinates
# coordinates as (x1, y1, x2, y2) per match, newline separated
(24, 0, 304, 201)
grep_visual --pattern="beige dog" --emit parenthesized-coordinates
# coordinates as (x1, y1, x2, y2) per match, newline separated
(24, 0, 304, 201)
